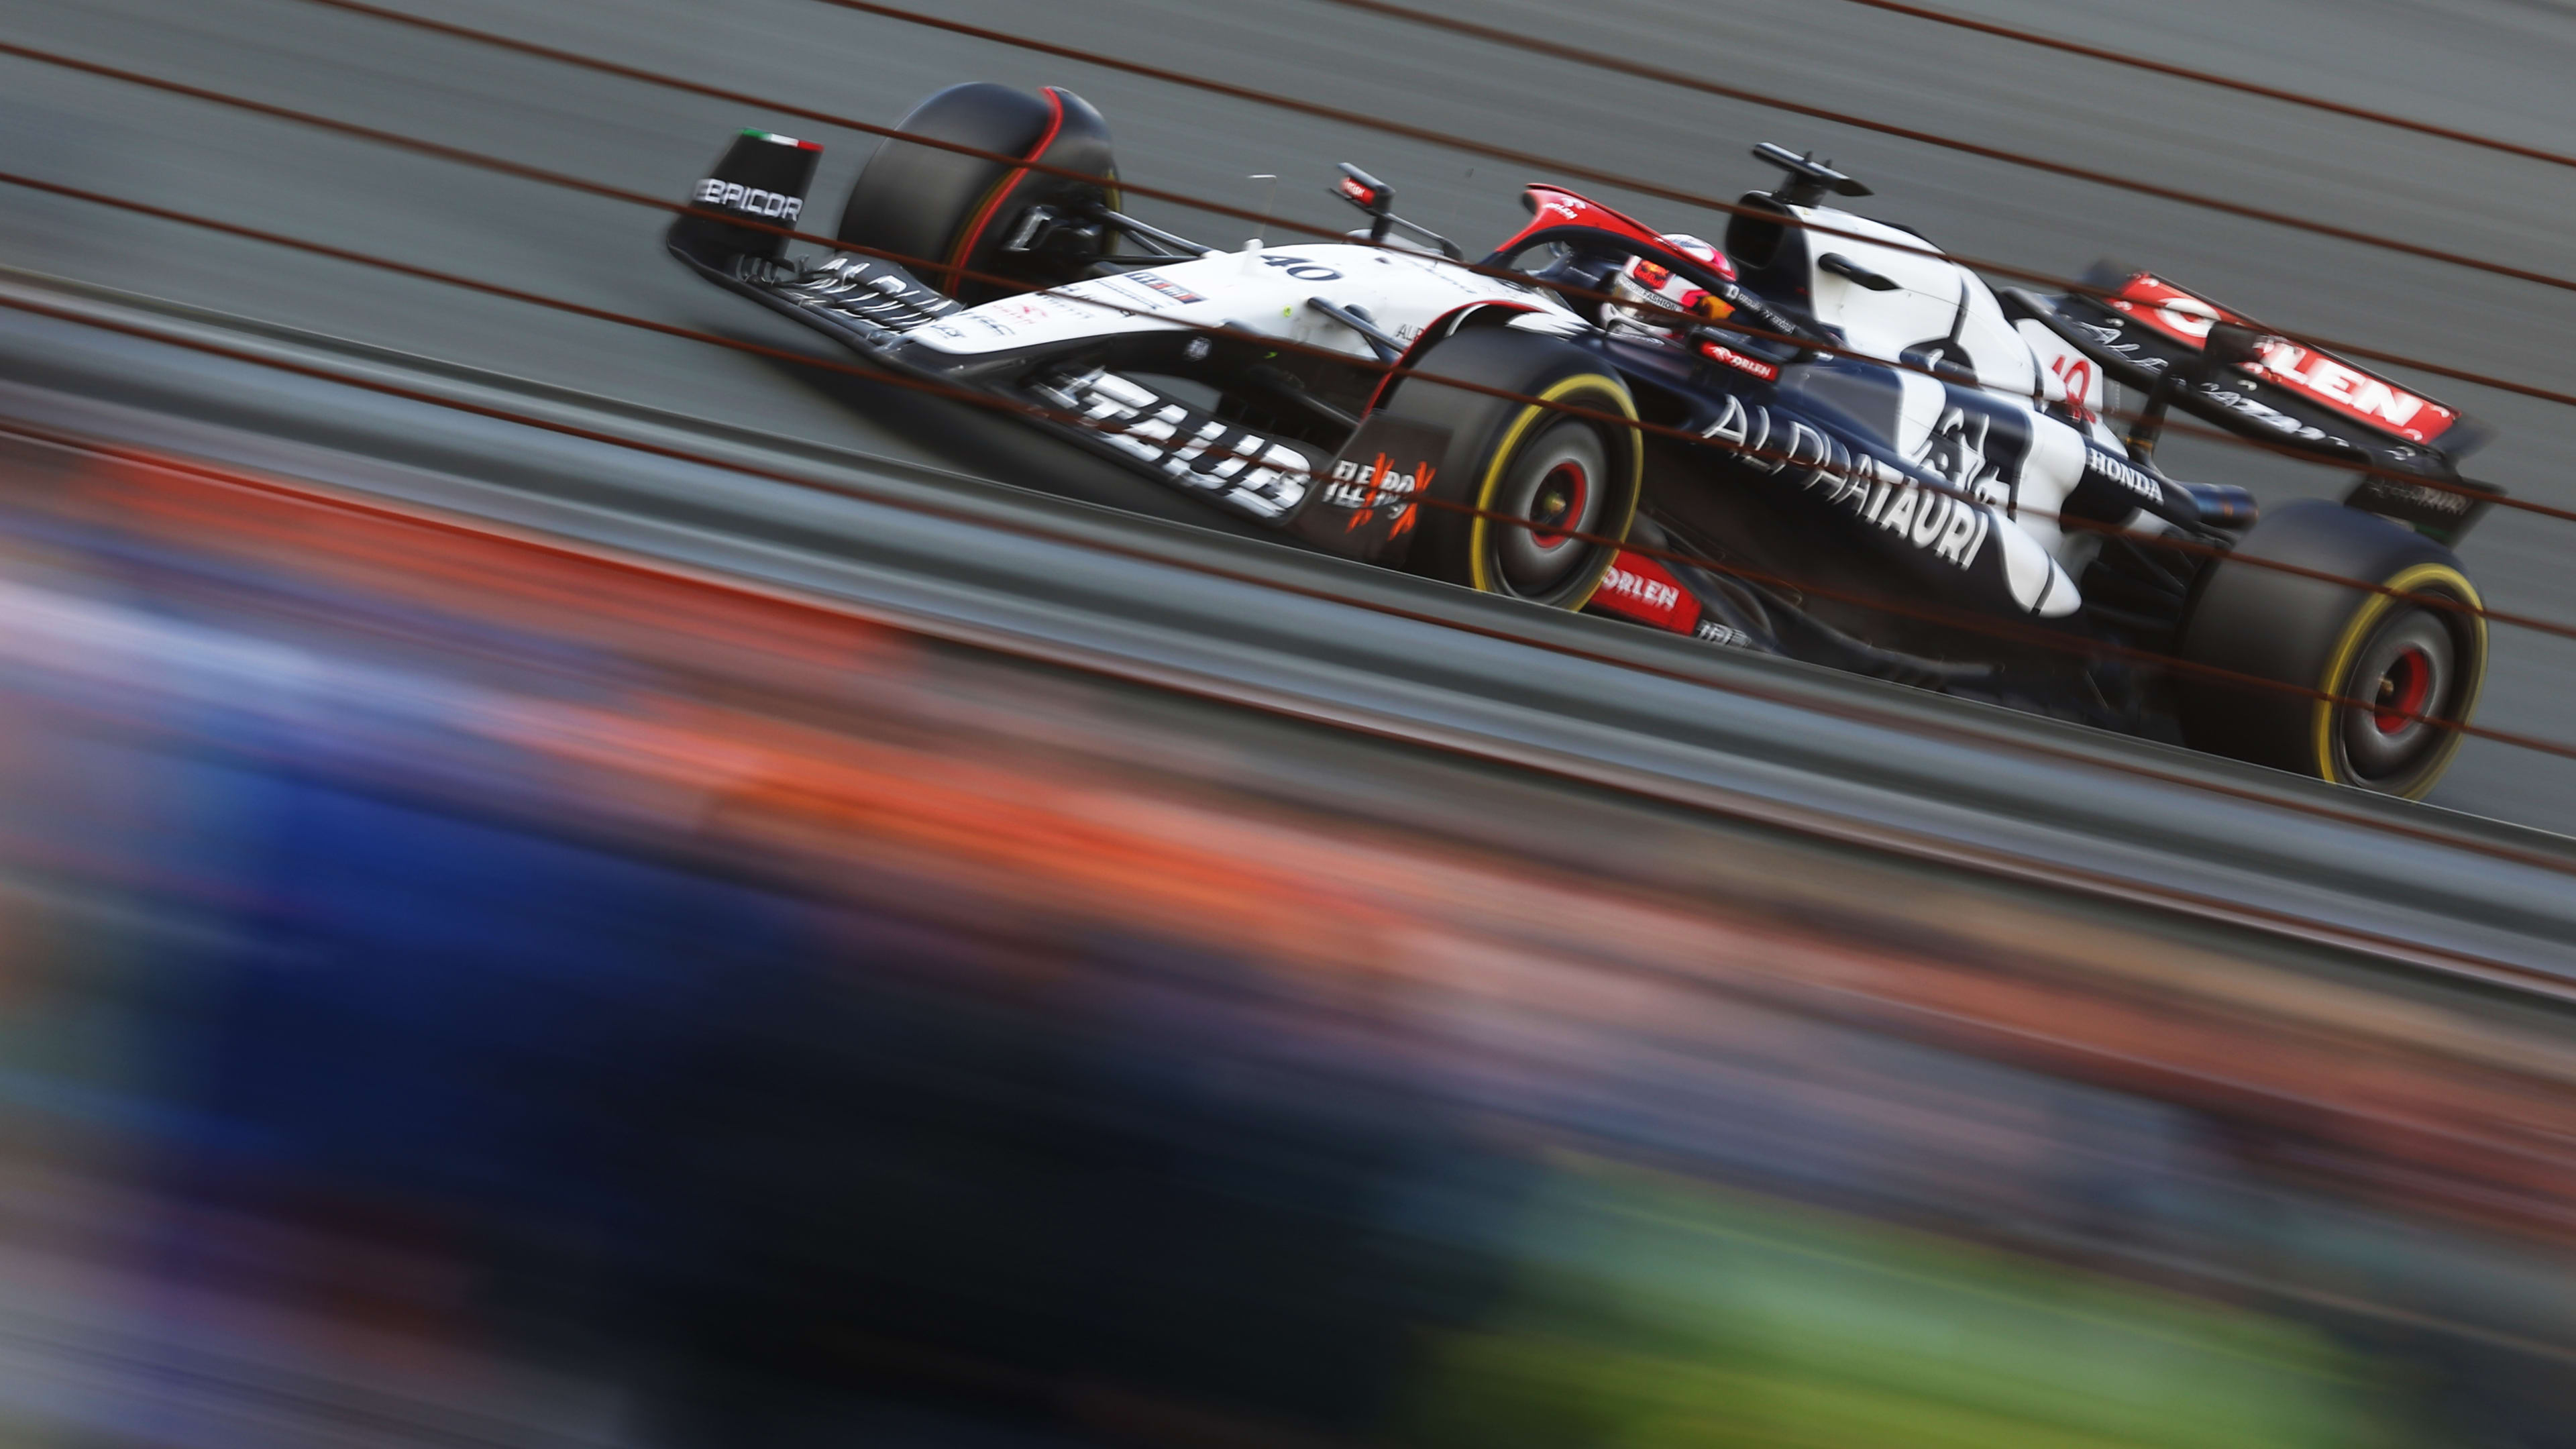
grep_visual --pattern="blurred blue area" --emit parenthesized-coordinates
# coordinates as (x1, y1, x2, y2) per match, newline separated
(0, 454, 2567, 1447)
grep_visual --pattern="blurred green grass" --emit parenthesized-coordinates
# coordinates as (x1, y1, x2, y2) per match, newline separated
(1413, 1161, 2402, 1449)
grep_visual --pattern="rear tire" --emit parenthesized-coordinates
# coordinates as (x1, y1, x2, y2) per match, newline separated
(1372, 327, 1642, 608)
(2176, 498, 2485, 798)
(837, 83, 1117, 304)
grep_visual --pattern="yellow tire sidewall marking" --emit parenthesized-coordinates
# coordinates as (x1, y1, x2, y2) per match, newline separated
(1465, 373, 1641, 606)
(2310, 561, 2484, 796)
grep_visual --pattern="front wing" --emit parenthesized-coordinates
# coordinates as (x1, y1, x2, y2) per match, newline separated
(669, 241, 1447, 555)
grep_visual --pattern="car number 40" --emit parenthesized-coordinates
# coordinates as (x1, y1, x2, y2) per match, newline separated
(1262, 256, 1342, 281)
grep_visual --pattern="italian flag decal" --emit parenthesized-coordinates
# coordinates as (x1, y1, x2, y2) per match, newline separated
(741, 129, 822, 152)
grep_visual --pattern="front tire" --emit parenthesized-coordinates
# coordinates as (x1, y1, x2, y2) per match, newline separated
(2176, 498, 2485, 798)
(1373, 327, 1642, 608)
(837, 83, 1117, 304)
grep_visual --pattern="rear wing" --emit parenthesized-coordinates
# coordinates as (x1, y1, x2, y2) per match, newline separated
(2022, 267, 2503, 545)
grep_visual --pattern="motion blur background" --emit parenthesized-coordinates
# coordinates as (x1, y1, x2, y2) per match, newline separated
(2, 1, 2576, 1444)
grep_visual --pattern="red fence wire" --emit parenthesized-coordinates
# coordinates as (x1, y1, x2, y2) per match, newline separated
(0, 10, 2571, 797)
(13, 288, 2576, 919)
(3, 158, 2563, 772)
(827, 0, 2576, 303)
(0, 37, 2553, 675)
(1826, 0, 2576, 174)
(1, 20, 2561, 549)
(3, 159, 2561, 662)
(264, 0, 2576, 484)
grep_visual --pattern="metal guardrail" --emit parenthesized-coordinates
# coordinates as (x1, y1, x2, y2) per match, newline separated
(1, 267, 2571, 993)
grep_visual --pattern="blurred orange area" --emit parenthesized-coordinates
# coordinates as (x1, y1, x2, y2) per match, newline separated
(0, 432, 2568, 1445)
(61, 439, 910, 679)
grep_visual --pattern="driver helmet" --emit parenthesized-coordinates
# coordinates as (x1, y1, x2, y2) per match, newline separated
(1607, 234, 1736, 335)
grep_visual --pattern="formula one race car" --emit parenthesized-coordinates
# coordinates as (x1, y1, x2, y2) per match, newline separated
(667, 84, 2494, 797)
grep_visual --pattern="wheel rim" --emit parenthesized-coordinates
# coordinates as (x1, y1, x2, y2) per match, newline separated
(2371, 646, 2433, 735)
(1489, 419, 1609, 596)
(1527, 460, 1589, 550)
(2337, 607, 2457, 785)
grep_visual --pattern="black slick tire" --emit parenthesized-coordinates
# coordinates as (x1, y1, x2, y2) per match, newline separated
(1373, 327, 1642, 608)
(837, 83, 1117, 304)
(2176, 498, 2485, 798)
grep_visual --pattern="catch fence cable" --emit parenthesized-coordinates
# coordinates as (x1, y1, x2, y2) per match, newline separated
(1825, 0, 2576, 174)
(22, 433, 2576, 1108)
(265, 0, 2576, 425)
(0, 9, 2567, 996)
(3, 158, 2563, 663)
(0, 32, 2496, 509)
(824, 0, 2576, 302)
(0, 28, 2563, 563)
(3, 162, 2569, 782)
(11, 289, 2576, 925)
(0, 33, 2560, 649)
(203, 2, 2576, 511)
(1, 48, 2570, 767)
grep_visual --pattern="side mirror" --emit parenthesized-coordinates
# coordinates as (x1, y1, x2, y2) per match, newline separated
(1330, 163, 1463, 260)
(1332, 163, 1394, 243)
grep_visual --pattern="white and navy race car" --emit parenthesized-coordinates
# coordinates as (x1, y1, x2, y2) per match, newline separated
(667, 84, 2495, 797)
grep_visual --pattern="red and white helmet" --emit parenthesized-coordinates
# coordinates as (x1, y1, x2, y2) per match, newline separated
(1609, 234, 1736, 333)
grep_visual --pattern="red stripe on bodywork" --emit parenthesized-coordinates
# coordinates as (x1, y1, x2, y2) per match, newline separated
(943, 87, 1068, 293)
